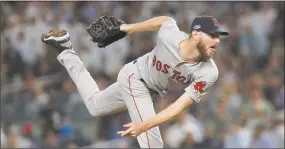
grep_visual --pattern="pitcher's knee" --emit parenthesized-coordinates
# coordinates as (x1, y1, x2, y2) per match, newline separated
(85, 100, 113, 117)
(88, 110, 104, 117)
(85, 103, 106, 117)
(83, 95, 104, 117)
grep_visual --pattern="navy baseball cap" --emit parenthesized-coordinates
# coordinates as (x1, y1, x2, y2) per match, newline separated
(190, 16, 229, 36)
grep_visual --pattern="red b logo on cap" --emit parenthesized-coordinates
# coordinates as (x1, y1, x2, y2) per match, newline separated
(212, 18, 219, 26)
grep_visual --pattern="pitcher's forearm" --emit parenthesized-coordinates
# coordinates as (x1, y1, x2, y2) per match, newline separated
(120, 16, 173, 34)
(142, 93, 194, 131)
(143, 104, 183, 131)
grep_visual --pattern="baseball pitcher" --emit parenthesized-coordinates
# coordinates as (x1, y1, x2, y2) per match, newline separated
(41, 15, 229, 148)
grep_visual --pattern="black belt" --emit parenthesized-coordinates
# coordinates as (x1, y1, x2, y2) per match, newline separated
(133, 59, 158, 96)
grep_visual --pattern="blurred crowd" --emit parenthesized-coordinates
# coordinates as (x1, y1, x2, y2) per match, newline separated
(1, 1, 284, 148)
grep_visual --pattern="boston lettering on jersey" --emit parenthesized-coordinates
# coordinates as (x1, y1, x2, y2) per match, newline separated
(152, 55, 191, 85)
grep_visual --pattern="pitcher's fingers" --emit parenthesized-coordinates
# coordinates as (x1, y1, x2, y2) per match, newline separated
(123, 123, 132, 127)
(117, 130, 128, 136)
(121, 128, 133, 137)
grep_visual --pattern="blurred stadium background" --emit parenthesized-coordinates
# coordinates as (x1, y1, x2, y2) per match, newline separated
(1, 1, 284, 148)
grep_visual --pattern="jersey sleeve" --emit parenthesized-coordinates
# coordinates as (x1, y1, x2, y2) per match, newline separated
(157, 18, 180, 40)
(184, 69, 219, 103)
(159, 18, 180, 32)
(156, 18, 186, 48)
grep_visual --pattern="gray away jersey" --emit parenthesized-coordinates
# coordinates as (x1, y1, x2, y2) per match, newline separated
(136, 19, 219, 103)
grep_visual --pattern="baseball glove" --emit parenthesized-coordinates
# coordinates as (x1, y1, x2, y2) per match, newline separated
(87, 16, 127, 48)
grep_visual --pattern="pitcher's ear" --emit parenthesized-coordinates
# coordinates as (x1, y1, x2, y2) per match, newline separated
(191, 30, 200, 41)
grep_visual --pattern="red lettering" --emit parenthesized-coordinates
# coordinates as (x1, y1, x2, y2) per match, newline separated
(156, 60, 162, 71)
(152, 56, 156, 66)
(162, 64, 170, 74)
(152, 55, 172, 75)
(171, 70, 181, 79)
(177, 76, 186, 83)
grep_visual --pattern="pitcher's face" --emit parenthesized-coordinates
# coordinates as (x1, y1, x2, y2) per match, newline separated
(197, 32, 220, 58)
